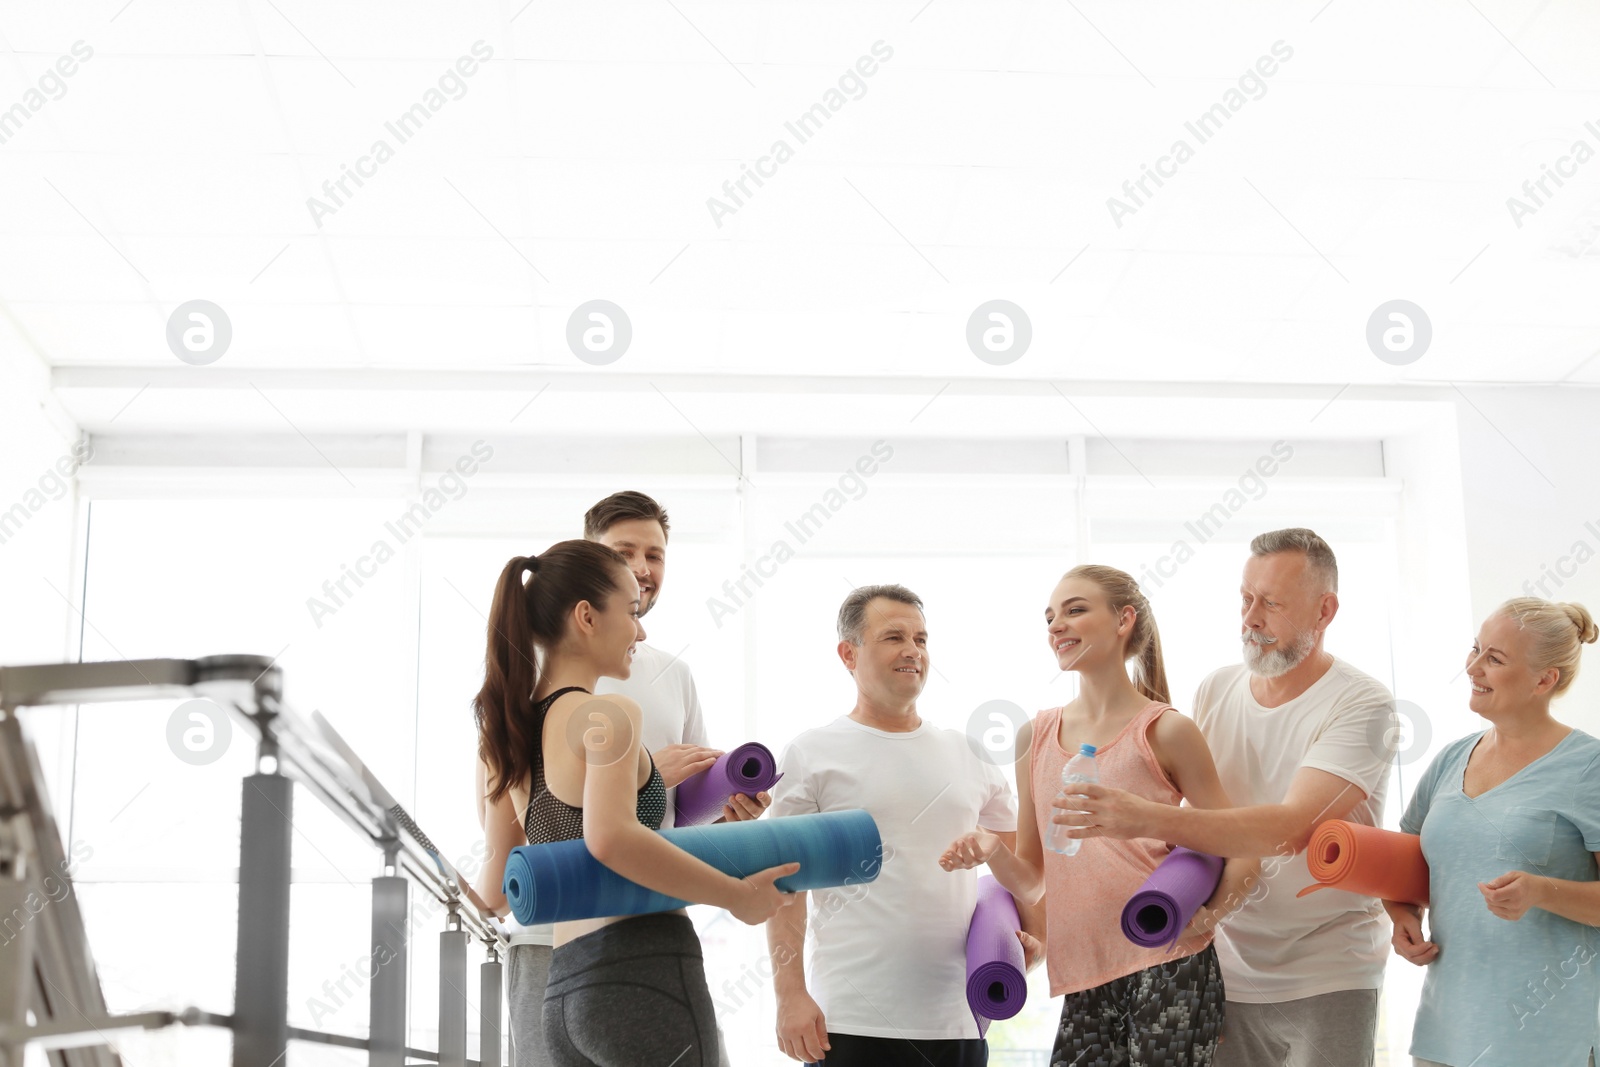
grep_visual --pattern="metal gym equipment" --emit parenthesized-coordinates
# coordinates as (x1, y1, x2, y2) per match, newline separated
(0, 655, 507, 1066)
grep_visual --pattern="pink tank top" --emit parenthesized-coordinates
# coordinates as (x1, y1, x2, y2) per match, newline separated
(1032, 700, 1214, 996)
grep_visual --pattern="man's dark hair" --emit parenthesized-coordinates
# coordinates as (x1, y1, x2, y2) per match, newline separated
(583, 491, 671, 542)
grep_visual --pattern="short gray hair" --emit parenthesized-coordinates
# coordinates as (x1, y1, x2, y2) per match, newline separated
(1249, 527, 1338, 594)
(837, 584, 924, 645)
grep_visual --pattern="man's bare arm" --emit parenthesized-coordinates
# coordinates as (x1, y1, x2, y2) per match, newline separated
(768, 890, 829, 1062)
(1062, 766, 1369, 858)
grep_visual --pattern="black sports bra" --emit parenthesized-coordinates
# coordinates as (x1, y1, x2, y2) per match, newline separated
(523, 686, 667, 845)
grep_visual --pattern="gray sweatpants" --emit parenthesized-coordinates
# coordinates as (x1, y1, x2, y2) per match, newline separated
(507, 941, 733, 1067)
(1213, 989, 1377, 1067)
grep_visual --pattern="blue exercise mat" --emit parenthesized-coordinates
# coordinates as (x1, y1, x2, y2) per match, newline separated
(503, 809, 882, 925)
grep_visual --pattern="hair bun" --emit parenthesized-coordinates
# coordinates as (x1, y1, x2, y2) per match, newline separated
(1561, 602, 1599, 644)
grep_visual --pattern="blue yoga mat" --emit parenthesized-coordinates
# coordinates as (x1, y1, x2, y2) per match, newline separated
(503, 809, 883, 925)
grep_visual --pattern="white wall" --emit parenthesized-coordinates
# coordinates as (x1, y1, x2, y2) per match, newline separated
(14, 379, 1594, 1066)
(0, 340, 88, 837)
(0, 345, 83, 665)
(1452, 386, 1600, 736)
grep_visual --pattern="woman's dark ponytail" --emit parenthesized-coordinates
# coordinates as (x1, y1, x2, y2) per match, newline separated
(476, 555, 541, 804)
(473, 542, 628, 804)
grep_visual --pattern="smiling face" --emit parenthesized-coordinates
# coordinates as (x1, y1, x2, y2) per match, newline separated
(840, 597, 929, 705)
(1466, 612, 1559, 717)
(1045, 574, 1134, 674)
(592, 565, 646, 679)
(597, 518, 667, 618)
(1239, 551, 1330, 678)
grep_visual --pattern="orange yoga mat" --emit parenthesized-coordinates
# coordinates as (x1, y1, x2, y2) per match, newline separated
(1296, 820, 1429, 906)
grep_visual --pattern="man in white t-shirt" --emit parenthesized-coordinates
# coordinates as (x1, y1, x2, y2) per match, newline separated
(1057, 528, 1397, 1067)
(497, 491, 769, 1067)
(767, 584, 1043, 1067)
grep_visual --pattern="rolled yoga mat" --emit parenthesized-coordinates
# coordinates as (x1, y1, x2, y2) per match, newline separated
(965, 876, 1027, 1037)
(1296, 820, 1429, 906)
(1120, 847, 1226, 950)
(673, 741, 782, 827)
(503, 808, 882, 925)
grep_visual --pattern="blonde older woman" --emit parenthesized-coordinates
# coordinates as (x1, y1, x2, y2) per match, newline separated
(1386, 598, 1600, 1067)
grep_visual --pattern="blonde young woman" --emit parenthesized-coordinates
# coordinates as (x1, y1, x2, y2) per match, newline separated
(1388, 598, 1600, 1067)
(941, 565, 1258, 1066)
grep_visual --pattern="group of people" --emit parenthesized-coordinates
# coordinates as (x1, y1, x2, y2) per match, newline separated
(469, 491, 1600, 1067)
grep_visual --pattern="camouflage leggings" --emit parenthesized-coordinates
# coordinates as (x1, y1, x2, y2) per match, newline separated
(1051, 944, 1225, 1067)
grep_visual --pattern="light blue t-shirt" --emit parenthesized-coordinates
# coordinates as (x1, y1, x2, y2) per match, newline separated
(1400, 728, 1600, 1067)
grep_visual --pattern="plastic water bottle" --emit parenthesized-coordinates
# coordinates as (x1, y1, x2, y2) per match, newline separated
(1045, 743, 1098, 856)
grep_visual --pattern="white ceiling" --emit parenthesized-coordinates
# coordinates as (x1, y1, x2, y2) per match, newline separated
(2, 0, 1598, 438)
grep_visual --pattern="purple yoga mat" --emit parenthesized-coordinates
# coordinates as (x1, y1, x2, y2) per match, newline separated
(965, 876, 1027, 1037)
(1120, 847, 1226, 950)
(672, 742, 781, 827)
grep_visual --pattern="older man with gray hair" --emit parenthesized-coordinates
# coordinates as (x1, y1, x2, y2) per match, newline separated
(1060, 528, 1397, 1067)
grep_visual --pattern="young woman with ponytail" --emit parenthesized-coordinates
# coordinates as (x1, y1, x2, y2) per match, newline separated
(939, 565, 1257, 1066)
(471, 541, 795, 1067)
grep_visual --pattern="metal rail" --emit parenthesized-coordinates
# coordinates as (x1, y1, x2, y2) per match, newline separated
(0, 656, 507, 1067)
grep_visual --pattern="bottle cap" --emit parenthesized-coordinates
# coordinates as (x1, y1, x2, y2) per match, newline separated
(1079, 743, 1097, 756)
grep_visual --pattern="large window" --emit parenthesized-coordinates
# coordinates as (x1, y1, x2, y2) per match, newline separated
(52, 435, 1446, 1065)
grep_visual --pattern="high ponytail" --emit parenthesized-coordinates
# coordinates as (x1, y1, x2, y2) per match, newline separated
(476, 556, 541, 804)
(1134, 612, 1171, 706)
(474, 542, 629, 804)
(1063, 564, 1170, 704)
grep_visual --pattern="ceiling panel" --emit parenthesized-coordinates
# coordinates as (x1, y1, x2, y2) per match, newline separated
(0, 0, 1596, 438)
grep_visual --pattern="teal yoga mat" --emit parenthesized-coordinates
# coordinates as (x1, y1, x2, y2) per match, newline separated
(503, 809, 883, 925)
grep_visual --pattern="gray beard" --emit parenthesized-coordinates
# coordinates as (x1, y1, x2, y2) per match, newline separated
(1243, 628, 1316, 678)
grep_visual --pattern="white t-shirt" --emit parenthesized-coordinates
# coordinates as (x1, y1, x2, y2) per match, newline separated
(505, 642, 711, 947)
(770, 715, 1018, 1040)
(1193, 657, 1395, 1003)
(598, 640, 712, 830)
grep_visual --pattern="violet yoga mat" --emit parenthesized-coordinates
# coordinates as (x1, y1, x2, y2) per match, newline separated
(965, 876, 1027, 1037)
(673, 741, 781, 827)
(1120, 847, 1225, 950)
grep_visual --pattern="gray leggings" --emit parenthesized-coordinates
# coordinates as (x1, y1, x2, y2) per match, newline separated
(540, 914, 720, 1067)
(508, 937, 733, 1067)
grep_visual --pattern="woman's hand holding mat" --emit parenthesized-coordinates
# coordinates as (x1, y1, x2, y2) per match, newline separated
(1016, 929, 1044, 971)
(729, 861, 801, 925)
(1297, 820, 1429, 906)
(1177, 899, 1224, 943)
